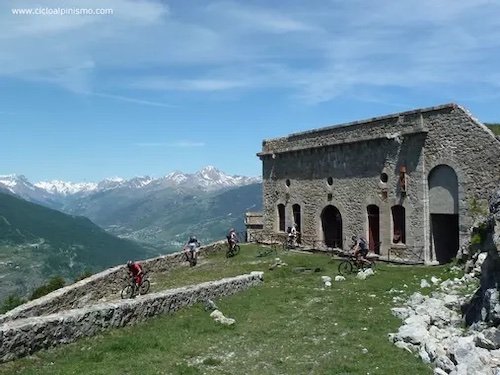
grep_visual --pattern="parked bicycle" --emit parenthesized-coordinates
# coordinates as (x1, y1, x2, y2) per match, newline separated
(121, 271, 151, 299)
(337, 255, 376, 275)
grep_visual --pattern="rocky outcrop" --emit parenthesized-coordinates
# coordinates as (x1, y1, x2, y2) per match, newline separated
(0, 272, 264, 363)
(390, 187, 500, 373)
(463, 187, 500, 326)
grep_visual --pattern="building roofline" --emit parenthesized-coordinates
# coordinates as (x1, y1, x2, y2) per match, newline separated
(262, 103, 458, 143)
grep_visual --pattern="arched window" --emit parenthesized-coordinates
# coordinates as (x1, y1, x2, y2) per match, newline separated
(391, 205, 406, 244)
(277, 204, 286, 232)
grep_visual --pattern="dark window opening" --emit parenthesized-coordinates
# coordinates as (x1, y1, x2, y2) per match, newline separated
(327, 177, 333, 186)
(367, 205, 380, 253)
(391, 205, 406, 244)
(380, 173, 388, 183)
(277, 204, 285, 232)
(285, 179, 291, 187)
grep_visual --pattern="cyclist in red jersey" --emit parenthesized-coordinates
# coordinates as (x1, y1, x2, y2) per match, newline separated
(127, 260, 143, 287)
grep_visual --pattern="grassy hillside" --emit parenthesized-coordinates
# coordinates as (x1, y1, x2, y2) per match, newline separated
(0, 192, 158, 300)
(485, 123, 500, 136)
(0, 244, 456, 375)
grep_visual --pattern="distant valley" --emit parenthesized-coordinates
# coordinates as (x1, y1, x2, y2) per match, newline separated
(0, 192, 159, 301)
(0, 166, 262, 248)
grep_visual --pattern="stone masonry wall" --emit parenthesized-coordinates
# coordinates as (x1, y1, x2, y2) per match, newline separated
(259, 104, 500, 262)
(0, 241, 226, 324)
(0, 272, 264, 363)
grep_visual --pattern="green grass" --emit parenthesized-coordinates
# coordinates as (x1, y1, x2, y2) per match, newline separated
(486, 123, 500, 136)
(0, 244, 457, 375)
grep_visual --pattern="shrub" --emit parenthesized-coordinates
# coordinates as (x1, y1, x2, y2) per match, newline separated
(74, 270, 93, 282)
(0, 293, 26, 313)
(30, 275, 66, 300)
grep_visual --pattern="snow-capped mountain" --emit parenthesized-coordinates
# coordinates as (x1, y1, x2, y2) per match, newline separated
(34, 180, 98, 196)
(0, 167, 260, 205)
(0, 174, 61, 207)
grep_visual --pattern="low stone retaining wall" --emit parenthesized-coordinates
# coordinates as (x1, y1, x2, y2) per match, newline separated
(0, 272, 264, 363)
(0, 241, 226, 324)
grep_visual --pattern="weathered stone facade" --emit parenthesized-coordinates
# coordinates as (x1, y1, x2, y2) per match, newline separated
(257, 104, 500, 264)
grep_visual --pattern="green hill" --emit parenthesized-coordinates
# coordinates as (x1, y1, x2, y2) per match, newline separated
(486, 123, 500, 136)
(0, 245, 453, 374)
(0, 192, 158, 300)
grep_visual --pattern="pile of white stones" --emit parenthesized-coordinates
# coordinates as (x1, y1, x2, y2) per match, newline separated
(389, 267, 500, 374)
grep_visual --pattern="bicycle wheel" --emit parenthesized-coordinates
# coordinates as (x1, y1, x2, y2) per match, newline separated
(338, 260, 353, 275)
(139, 279, 150, 295)
(189, 255, 197, 267)
(233, 244, 240, 255)
(121, 284, 134, 299)
(181, 252, 188, 262)
(226, 248, 233, 258)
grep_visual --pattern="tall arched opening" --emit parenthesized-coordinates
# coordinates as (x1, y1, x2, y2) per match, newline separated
(277, 204, 286, 232)
(321, 205, 343, 249)
(367, 205, 380, 253)
(292, 204, 302, 233)
(428, 165, 459, 264)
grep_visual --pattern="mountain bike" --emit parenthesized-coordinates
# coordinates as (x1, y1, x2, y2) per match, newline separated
(226, 242, 240, 258)
(282, 236, 300, 251)
(121, 272, 151, 299)
(337, 255, 376, 276)
(181, 246, 198, 267)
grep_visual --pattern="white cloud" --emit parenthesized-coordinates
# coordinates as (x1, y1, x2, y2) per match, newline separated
(1, 0, 500, 103)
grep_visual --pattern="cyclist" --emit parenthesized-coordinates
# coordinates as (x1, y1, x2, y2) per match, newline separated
(352, 236, 370, 266)
(184, 235, 201, 262)
(227, 228, 238, 251)
(127, 260, 144, 287)
(288, 224, 298, 247)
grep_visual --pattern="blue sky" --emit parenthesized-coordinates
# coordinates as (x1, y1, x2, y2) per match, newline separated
(1, 0, 500, 182)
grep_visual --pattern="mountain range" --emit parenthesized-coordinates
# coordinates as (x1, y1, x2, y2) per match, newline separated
(0, 166, 259, 206)
(0, 166, 262, 248)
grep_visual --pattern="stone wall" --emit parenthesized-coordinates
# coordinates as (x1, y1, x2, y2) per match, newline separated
(258, 104, 500, 263)
(0, 241, 226, 324)
(0, 272, 264, 363)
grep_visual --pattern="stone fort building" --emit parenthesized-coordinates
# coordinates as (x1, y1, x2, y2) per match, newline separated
(255, 103, 500, 264)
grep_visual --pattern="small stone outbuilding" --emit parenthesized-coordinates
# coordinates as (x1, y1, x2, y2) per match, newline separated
(255, 103, 500, 264)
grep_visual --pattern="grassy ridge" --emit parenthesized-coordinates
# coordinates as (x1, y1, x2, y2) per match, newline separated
(0, 192, 158, 300)
(0, 245, 457, 375)
(486, 123, 500, 136)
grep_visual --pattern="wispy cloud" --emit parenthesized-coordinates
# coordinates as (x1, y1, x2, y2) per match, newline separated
(1, 0, 500, 103)
(136, 141, 206, 147)
(91, 92, 174, 108)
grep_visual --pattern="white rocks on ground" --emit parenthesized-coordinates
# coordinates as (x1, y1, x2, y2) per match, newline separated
(334, 275, 346, 282)
(210, 310, 235, 326)
(390, 264, 500, 374)
(356, 268, 375, 280)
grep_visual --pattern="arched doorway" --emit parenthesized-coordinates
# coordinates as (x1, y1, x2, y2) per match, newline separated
(292, 204, 302, 233)
(367, 205, 380, 253)
(428, 165, 459, 264)
(321, 205, 343, 248)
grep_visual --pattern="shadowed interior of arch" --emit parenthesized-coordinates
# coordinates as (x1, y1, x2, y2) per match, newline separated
(321, 205, 343, 248)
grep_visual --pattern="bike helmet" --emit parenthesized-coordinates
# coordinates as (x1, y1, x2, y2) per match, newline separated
(127, 260, 133, 267)
(190, 235, 197, 241)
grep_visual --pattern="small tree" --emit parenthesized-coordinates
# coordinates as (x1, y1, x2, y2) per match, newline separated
(30, 276, 66, 300)
(0, 294, 26, 314)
